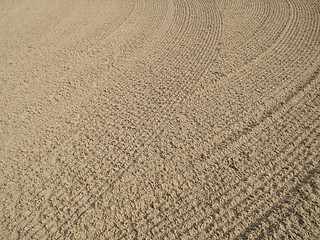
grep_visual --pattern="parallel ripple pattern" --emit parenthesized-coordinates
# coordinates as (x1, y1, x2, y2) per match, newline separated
(0, 0, 319, 239)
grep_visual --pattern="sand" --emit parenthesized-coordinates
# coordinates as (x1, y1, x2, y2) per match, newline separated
(0, 0, 319, 239)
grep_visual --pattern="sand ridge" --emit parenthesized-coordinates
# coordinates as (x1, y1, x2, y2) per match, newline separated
(0, 0, 319, 239)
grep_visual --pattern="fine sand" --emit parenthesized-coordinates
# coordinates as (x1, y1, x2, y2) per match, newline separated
(1, 0, 319, 239)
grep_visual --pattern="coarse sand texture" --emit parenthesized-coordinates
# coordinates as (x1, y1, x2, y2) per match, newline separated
(0, 0, 319, 239)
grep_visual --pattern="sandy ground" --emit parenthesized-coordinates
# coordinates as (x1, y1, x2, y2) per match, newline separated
(0, 0, 320, 239)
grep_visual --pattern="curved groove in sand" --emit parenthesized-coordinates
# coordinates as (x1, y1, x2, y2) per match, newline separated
(1, 0, 319, 239)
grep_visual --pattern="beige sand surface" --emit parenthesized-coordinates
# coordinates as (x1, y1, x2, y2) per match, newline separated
(1, 0, 319, 239)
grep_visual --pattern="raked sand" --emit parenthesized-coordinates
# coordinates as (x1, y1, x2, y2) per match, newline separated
(0, 0, 319, 239)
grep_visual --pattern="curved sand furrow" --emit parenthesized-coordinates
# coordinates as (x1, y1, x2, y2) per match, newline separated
(1, 0, 179, 236)
(0, 0, 319, 239)
(130, 70, 320, 239)
(97, 0, 320, 236)
(42, 0, 224, 237)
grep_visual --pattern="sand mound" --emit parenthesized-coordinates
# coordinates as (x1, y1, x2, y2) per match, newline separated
(1, 0, 319, 239)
